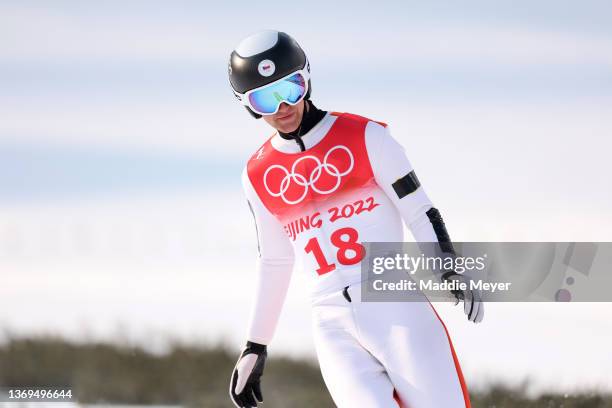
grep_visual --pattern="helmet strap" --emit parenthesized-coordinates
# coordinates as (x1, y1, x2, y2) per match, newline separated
(245, 106, 262, 119)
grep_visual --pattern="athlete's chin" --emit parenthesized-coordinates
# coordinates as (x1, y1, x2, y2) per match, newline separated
(274, 117, 300, 133)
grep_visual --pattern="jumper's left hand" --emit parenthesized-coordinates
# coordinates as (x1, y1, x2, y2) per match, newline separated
(444, 272, 484, 323)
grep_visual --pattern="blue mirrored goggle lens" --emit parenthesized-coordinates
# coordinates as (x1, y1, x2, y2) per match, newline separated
(248, 73, 306, 114)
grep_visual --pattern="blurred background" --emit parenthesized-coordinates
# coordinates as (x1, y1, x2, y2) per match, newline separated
(1, 0, 612, 406)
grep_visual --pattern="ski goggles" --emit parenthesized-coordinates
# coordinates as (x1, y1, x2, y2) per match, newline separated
(234, 69, 309, 116)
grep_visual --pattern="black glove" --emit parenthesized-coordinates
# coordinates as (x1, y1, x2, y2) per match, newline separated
(442, 271, 484, 323)
(229, 341, 267, 407)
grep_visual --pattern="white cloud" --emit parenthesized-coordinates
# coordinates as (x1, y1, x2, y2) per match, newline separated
(1, 5, 611, 67)
(0, 5, 225, 62)
(307, 25, 612, 67)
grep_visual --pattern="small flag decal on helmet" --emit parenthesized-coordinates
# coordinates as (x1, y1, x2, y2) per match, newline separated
(258, 59, 276, 77)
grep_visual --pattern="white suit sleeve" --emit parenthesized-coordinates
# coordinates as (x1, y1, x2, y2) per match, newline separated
(366, 122, 456, 265)
(241, 169, 295, 345)
(366, 123, 484, 322)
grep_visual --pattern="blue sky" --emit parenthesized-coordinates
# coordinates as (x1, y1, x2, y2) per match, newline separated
(1, 0, 612, 393)
(1, 0, 611, 200)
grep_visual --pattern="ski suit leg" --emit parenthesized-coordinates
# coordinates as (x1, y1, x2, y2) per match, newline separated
(312, 293, 398, 407)
(312, 284, 470, 408)
(351, 285, 471, 408)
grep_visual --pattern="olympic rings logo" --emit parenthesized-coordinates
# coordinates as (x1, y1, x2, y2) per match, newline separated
(263, 145, 354, 205)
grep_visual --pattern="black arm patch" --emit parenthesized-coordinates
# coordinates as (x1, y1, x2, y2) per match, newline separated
(392, 170, 421, 199)
(426, 207, 455, 255)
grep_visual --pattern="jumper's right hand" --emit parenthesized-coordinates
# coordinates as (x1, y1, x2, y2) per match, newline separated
(229, 341, 267, 407)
